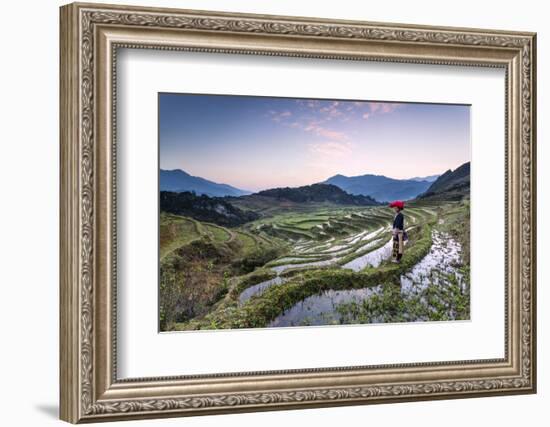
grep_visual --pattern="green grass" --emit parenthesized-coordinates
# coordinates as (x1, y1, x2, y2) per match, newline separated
(202, 223, 232, 242)
(160, 214, 201, 259)
(434, 199, 470, 265)
(336, 267, 470, 324)
(289, 220, 327, 230)
(234, 230, 260, 253)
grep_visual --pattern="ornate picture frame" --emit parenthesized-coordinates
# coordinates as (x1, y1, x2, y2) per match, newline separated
(60, 2, 536, 423)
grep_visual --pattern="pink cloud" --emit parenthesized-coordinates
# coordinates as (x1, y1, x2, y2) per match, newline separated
(295, 99, 322, 110)
(303, 119, 323, 131)
(368, 102, 402, 114)
(369, 103, 381, 113)
(319, 101, 343, 119)
(266, 109, 292, 122)
(317, 128, 347, 140)
(306, 100, 402, 123)
(303, 120, 348, 141)
(308, 141, 354, 158)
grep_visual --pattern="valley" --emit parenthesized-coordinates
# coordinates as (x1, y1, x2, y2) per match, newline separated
(160, 195, 470, 331)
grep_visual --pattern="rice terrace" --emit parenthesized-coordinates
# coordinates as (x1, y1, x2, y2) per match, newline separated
(159, 93, 471, 331)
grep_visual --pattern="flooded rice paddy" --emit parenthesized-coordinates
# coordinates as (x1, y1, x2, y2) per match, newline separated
(268, 231, 465, 327)
(239, 224, 391, 302)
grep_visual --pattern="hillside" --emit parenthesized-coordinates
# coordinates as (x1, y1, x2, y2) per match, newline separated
(160, 169, 250, 197)
(409, 174, 439, 182)
(252, 183, 379, 205)
(323, 174, 432, 202)
(418, 162, 470, 201)
(226, 183, 379, 215)
(160, 191, 259, 227)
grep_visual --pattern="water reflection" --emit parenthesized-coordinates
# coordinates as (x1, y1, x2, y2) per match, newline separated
(400, 231, 462, 293)
(239, 276, 288, 304)
(268, 286, 383, 327)
(342, 238, 392, 271)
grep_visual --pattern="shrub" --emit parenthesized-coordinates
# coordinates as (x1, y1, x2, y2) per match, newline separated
(231, 247, 282, 275)
(159, 262, 186, 331)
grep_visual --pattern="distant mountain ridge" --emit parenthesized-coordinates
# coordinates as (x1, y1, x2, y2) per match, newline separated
(160, 168, 462, 204)
(409, 174, 440, 183)
(253, 183, 380, 206)
(323, 174, 432, 202)
(418, 162, 470, 201)
(160, 169, 250, 197)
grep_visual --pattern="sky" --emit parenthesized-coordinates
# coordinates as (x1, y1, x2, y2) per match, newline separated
(159, 93, 470, 192)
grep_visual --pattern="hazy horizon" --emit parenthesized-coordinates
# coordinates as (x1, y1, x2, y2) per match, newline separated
(160, 167, 454, 193)
(160, 93, 470, 192)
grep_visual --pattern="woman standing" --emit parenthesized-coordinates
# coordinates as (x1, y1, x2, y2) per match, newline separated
(389, 200, 405, 263)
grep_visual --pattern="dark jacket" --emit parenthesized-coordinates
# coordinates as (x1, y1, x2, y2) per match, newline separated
(393, 212, 404, 231)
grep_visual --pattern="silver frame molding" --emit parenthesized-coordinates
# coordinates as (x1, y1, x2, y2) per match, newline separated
(60, 2, 537, 423)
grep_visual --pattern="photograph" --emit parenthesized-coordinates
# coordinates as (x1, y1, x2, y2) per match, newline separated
(158, 93, 471, 331)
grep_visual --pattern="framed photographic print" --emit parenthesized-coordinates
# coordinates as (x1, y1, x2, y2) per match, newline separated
(60, 2, 537, 423)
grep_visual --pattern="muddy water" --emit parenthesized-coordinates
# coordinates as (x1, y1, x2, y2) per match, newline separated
(268, 286, 384, 327)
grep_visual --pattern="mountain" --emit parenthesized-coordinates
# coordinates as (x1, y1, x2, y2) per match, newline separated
(160, 169, 250, 197)
(254, 183, 380, 205)
(418, 162, 470, 201)
(323, 174, 432, 202)
(229, 183, 380, 213)
(409, 174, 439, 183)
(160, 191, 259, 227)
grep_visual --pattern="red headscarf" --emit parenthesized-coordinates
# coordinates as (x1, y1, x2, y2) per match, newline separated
(388, 200, 405, 209)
